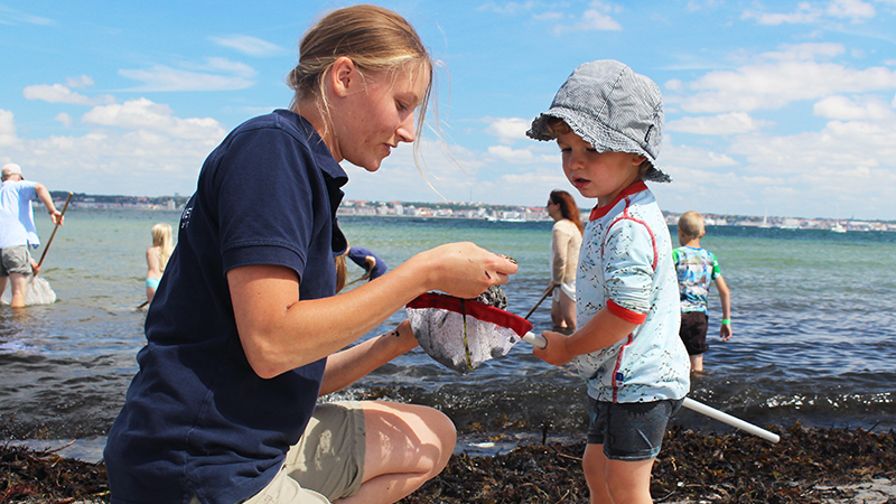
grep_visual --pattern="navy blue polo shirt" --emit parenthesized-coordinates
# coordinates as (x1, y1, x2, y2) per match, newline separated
(104, 110, 348, 504)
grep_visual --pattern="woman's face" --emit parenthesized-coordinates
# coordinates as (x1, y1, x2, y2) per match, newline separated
(332, 62, 430, 172)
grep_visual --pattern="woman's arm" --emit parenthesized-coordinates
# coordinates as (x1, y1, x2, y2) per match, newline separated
(228, 242, 517, 379)
(319, 320, 416, 395)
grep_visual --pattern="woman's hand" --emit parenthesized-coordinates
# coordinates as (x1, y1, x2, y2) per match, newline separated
(416, 242, 518, 299)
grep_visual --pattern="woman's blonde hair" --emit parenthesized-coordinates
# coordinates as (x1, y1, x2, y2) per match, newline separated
(677, 211, 705, 241)
(151, 223, 174, 273)
(288, 4, 434, 151)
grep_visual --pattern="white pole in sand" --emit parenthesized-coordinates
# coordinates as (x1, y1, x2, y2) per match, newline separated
(521, 332, 781, 444)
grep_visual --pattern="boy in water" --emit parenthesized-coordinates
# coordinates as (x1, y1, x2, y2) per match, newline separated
(527, 60, 690, 504)
(673, 211, 732, 373)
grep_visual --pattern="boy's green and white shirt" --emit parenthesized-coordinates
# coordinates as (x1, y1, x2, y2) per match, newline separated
(575, 181, 690, 403)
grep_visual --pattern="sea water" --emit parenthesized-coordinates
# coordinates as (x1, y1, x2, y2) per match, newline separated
(1, 209, 894, 461)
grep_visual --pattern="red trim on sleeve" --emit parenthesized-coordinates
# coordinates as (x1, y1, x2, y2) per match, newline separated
(607, 299, 647, 324)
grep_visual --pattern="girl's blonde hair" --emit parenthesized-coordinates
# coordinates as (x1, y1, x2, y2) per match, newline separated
(677, 211, 705, 241)
(151, 223, 174, 273)
(288, 4, 434, 152)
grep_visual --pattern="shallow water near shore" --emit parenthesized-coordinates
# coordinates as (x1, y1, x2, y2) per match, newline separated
(1, 209, 894, 462)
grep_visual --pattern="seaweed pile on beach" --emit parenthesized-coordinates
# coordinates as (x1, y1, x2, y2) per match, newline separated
(3, 424, 895, 504)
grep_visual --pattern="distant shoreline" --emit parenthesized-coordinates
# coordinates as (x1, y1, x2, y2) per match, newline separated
(46, 195, 896, 232)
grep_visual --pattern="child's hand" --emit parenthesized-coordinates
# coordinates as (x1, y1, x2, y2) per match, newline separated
(719, 323, 733, 342)
(532, 329, 575, 366)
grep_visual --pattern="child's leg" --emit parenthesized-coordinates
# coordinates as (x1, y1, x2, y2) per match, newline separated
(586, 398, 681, 504)
(582, 444, 611, 504)
(689, 353, 704, 373)
(582, 444, 656, 504)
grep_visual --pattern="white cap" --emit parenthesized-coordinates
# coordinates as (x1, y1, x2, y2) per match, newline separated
(2, 163, 23, 179)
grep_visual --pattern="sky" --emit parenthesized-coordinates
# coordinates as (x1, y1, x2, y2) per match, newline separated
(2, 1, 896, 221)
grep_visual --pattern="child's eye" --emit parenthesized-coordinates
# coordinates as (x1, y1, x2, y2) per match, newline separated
(396, 101, 409, 112)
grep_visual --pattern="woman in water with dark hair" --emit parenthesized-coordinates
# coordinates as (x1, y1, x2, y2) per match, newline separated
(545, 189, 583, 333)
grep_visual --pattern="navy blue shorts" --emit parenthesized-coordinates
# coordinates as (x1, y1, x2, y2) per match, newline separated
(586, 397, 683, 461)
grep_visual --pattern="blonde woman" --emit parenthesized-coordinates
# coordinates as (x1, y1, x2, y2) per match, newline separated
(144, 223, 173, 303)
(104, 6, 517, 504)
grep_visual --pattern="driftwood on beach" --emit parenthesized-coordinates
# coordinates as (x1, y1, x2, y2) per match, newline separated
(2, 424, 895, 504)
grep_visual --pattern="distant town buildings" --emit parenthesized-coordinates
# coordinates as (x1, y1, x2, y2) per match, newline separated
(48, 191, 895, 232)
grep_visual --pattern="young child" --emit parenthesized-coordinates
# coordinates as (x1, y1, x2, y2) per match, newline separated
(673, 211, 732, 373)
(527, 60, 690, 504)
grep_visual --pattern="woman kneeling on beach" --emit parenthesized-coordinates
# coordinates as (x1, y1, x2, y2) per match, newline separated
(103, 5, 518, 504)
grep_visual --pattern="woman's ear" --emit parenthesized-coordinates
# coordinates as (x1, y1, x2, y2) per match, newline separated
(329, 56, 356, 98)
(632, 154, 647, 166)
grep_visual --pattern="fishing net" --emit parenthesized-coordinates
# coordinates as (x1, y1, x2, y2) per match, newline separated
(1, 276, 57, 306)
(406, 289, 533, 374)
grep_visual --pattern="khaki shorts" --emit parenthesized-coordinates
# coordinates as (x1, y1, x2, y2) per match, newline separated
(0, 245, 32, 277)
(190, 401, 366, 504)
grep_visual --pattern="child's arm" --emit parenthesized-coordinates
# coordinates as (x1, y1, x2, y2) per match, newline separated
(715, 275, 732, 341)
(533, 306, 637, 366)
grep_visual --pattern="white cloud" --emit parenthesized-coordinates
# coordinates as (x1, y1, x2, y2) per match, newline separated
(487, 145, 537, 163)
(476, 1, 540, 16)
(669, 44, 896, 113)
(741, 0, 874, 25)
(814, 95, 896, 120)
(82, 98, 227, 140)
(663, 143, 738, 169)
(210, 34, 284, 57)
(0, 109, 19, 147)
(826, 0, 875, 21)
(741, 4, 822, 25)
(22, 83, 116, 106)
(65, 75, 94, 89)
(484, 117, 530, 143)
(55, 112, 73, 128)
(4, 100, 230, 196)
(667, 112, 772, 135)
(119, 59, 256, 92)
(0, 6, 54, 26)
(553, 2, 623, 34)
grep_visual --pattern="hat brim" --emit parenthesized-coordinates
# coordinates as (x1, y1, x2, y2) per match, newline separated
(527, 108, 671, 183)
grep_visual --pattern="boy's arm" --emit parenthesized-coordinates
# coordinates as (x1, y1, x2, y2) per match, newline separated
(534, 306, 637, 366)
(715, 275, 732, 341)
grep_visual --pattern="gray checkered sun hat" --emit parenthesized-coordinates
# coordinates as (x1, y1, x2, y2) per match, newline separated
(527, 59, 670, 183)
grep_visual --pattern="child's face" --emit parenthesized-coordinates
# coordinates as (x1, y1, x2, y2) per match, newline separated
(556, 129, 644, 204)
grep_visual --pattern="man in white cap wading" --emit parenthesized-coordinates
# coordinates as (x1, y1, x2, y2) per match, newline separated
(0, 163, 63, 307)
